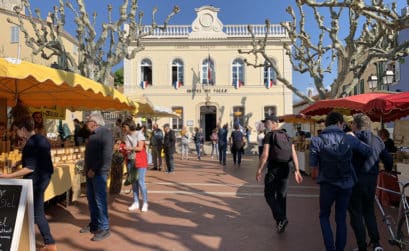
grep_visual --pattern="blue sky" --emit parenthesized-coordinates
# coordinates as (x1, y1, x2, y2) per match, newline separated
(31, 0, 406, 100)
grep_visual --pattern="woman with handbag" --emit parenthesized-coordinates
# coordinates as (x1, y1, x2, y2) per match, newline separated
(123, 119, 138, 194)
(128, 126, 149, 212)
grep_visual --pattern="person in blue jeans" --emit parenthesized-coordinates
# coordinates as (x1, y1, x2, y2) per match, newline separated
(310, 112, 372, 251)
(348, 114, 392, 251)
(218, 123, 228, 165)
(1, 116, 57, 251)
(229, 124, 245, 166)
(193, 127, 202, 160)
(128, 128, 149, 212)
(81, 112, 113, 241)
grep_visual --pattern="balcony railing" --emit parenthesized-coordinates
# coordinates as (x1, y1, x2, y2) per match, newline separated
(139, 24, 287, 38)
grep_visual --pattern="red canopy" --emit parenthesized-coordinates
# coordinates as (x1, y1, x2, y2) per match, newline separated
(278, 114, 313, 123)
(363, 92, 409, 122)
(300, 93, 390, 116)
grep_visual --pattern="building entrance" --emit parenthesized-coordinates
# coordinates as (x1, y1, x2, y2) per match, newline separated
(200, 106, 217, 141)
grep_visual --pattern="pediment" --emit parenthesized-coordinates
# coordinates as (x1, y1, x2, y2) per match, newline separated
(189, 5, 227, 39)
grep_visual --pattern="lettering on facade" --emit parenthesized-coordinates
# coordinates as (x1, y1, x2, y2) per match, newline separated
(226, 45, 248, 49)
(186, 88, 228, 94)
(199, 45, 215, 49)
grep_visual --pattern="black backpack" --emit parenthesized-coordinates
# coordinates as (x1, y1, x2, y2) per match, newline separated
(268, 130, 292, 163)
(319, 135, 353, 181)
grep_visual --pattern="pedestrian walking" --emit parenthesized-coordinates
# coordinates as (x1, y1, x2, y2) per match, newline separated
(80, 112, 113, 241)
(150, 123, 164, 171)
(348, 114, 393, 251)
(0, 116, 57, 251)
(256, 115, 303, 234)
(210, 128, 219, 159)
(163, 123, 176, 173)
(218, 123, 228, 166)
(180, 126, 190, 160)
(128, 126, 149, 212)
(193, 127, 203, 160)
(309, 112, 372, 251)
(229, 124, 245, 166)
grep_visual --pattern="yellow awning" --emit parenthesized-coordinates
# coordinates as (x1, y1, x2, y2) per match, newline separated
(0, 58, 135, 111)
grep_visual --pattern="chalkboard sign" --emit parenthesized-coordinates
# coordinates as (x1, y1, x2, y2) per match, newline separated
(0, 179, 34, 251)
(0, 184, 22, 251)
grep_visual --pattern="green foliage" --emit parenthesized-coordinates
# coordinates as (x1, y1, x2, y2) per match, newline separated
(114, 68, 124, 87)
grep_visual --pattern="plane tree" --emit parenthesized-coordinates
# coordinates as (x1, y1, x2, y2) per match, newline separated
(8, 0, 179, 85)
(240, 0, 409, 102)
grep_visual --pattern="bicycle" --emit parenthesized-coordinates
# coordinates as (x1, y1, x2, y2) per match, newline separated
(376, 171, 409, 250)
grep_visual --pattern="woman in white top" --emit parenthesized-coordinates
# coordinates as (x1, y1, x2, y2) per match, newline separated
(257, 129, 265, 159)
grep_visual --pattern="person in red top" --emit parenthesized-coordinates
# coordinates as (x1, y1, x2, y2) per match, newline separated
(128, 126, 149, 212)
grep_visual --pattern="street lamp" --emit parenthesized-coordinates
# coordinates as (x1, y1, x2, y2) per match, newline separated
(367, 74, 378, 92)
(382, 70, 394, 91)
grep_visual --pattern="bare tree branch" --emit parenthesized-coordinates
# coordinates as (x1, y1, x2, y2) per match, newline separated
(240, 0, 409, 103)
(9, 0, 179, 85)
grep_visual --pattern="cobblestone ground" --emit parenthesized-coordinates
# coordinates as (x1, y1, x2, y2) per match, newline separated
(38, 152, 397, 251)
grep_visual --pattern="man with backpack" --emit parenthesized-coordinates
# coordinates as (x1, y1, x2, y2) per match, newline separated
(256, 115, 303, 234)
(309, 112, 372, 251)
(348, 114, 392, 251)
(229, 124, 246, 166)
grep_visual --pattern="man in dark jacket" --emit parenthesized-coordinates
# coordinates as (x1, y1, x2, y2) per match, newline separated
(163, 123, 176, 173)
(310, 112, 372, 251)
(81, 112, 113, 241)
(348, 114, 392, 251)
(150, 123, 164, 170)
(218, 123, 228, 165)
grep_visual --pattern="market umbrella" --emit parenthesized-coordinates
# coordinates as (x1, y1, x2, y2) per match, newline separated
(363, 91, 409, 122)
(300, 93, 390, 116)
(130, 96, 155, 116)
(134, 105, 180, 119)
(279, 113, 314, 123)
(0, 58, 135, 111)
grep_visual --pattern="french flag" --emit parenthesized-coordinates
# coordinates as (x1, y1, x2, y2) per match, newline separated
(265, 79, 275, 89)
(174, 80, 182, 89)
(234, 79, 244, 89)
(141, 80, 149, 89)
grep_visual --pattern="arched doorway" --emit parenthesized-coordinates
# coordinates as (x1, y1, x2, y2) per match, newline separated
(200, 105, 217, 141)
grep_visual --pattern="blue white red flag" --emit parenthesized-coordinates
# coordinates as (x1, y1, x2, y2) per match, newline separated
(141, 80, 149, 89)
(234, 79, 243, 89)
(174, 80, 182, 89)
(265, 79, 275, 89)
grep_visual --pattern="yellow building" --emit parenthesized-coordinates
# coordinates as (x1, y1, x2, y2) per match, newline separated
(0, 1, 78, 67)
(0, 1, 81, 131)
(124, 5, 293, 141)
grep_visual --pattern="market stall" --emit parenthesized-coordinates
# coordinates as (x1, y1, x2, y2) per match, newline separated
(279, 114, 316, 175)
(301, 92, 409, 204)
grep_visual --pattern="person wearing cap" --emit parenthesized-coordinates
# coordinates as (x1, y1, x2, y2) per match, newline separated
(256, 115, 303, 234)
(163, 123, 176, 173)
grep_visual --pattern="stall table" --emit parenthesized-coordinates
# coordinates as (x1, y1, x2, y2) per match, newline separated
(44, 162, 81, 205)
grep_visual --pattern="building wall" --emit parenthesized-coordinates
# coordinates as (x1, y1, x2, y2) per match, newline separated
(124, 6, 293, 141)
(395, 27, 409, 92)
(0, 2, 80, 134)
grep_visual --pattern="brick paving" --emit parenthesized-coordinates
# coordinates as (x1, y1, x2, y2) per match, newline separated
(37, 152, 397, 251)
